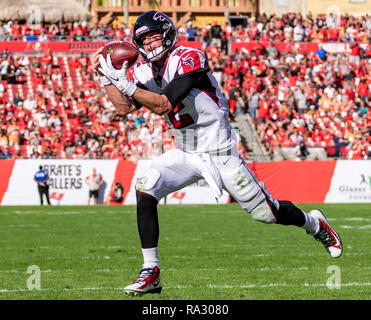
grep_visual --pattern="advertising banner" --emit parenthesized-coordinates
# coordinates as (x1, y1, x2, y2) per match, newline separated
(325, 160, 371, 203)
(2, 159, 119, 205)
(0, 41, 203, 53)
(1, 41, 369, 54)
(250, 160, 337, 203)
(1, 159, 371, 205)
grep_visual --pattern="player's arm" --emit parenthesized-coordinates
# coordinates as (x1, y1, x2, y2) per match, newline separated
(91, 48, 136, 116)
(137, 50, 211, 114)
(131, 67, 210, 115)
(104, 84, 137, 116)
(97, 50, 208, 116)
(96, 53, 172, 115)
(104, 80, 170, 115)
(131, 88, 172, 115)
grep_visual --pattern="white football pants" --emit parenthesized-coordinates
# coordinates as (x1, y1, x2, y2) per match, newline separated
(135, 147, 279, 223)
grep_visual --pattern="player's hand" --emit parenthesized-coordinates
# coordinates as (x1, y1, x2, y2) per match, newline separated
(98, 54, 137, 97)
(91, 47, 111, 87)
(91, 47, 103, 71)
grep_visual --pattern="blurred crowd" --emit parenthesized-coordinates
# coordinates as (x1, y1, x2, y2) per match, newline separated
(0, 12, 370, 45)
(0, 12, 370, 161)
(0, 49, 176, 160)
(207, 41, 370, 160)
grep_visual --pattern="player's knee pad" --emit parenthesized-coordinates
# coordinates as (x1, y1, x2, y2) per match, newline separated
(135, 168, 161, 193)
(222, 163, 265, 211)
(249, 201, 277, 224)
(223, 167, 258, 202)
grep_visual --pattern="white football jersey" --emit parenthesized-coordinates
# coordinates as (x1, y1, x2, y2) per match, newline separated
(132, 46, 237, 155)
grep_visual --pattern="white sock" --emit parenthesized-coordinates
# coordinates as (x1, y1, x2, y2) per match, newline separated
(141, 247, 159, 269)
(302, 211, 320, 234)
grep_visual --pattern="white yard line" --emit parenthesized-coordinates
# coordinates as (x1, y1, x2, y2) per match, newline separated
(328, 217, 370, 222)
(340, 225, 371, 229)
(1, 265, 371, 274)
(1, 282, 370, 293)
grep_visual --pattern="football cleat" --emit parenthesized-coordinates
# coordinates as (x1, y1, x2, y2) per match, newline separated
(308, 209, 343, 258)
(124, 266, 162, 295)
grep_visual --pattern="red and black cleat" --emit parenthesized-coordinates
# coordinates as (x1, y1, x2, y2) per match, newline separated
(308, 209, 343, 258)
(124, 266, 162, 296)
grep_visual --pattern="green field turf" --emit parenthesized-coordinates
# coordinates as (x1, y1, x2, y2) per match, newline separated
(0, 203, 370, 300)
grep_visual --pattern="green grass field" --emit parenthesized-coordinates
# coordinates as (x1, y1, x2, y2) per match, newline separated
(0, 203, 370, 300)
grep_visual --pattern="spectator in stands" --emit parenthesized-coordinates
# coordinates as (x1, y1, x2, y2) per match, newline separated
(357, 77, 369, 103)
(23, 94, 37, 111)
(266, 40, 279, 60)
(295, 88, 308, 114)
(13, 92, 23, 106)
(47, 110, 62, 127)
(333, 130, 349, 158)
(5, 59, 17, 84)
(43, 48, 53, 67)
(228, 84, 241, 119)
(295, 137, 309, 161)
(349, 42, 361, 65)
(316, 43, 327, 61)
(0, 57, 8, 80)
(0, 146, 11, 159)
(202, 24, 212, 50)
(7, 119, 20, 147)
(293, 22, 305, 42)
(210, 21, 223, 48)
(247, 87, 259, 120)
(0, 80, 4, 96)
(0, 22, 7, 41)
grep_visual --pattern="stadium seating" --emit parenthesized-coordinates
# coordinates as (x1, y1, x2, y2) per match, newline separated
(0, 13, 370, 160)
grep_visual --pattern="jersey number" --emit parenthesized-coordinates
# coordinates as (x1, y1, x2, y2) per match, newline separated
(168, 103, 194, 129)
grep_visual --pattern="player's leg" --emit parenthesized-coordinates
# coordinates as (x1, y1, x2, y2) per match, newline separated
(124, 189, 162, 295)
(136, 189, 159, 259)
(124, 149, 201, 295)
(215, 150, 342, 258)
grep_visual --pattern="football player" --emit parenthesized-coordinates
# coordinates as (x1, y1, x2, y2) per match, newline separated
(92, 11, 343, 296)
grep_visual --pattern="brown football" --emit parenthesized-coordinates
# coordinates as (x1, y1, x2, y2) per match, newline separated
(102, 41, 138, 69)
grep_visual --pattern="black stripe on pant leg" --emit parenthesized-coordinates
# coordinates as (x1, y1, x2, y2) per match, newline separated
(275, 200, 306, 227)
(136, 190, 159, 248)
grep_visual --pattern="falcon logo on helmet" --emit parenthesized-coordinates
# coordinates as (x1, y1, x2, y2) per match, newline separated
(153, 12, 169, 22)
(132, 11, 178, 62)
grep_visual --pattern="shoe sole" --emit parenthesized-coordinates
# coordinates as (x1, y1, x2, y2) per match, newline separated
(124, 286, 162, 296)
(310, 209, 343, 258)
